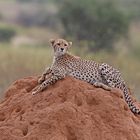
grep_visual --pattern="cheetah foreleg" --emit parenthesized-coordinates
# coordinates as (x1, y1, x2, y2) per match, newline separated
(32, 72, 65, 95)
(93, 82, 112, 91)
(38, 67, 52, 84)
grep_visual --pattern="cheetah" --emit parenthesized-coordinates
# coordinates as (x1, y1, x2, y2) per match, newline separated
(32, 38, 140, 115)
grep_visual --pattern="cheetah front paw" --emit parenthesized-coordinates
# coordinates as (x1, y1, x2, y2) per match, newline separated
(38, 77, 45, 84)
(32, 91, 37, 95)
(31, 85, 40, 95)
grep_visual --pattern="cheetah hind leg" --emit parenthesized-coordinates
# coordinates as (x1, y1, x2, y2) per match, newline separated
(93, 82, 112, 91)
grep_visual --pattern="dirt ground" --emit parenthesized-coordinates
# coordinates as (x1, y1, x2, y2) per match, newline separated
(0, 76, 140, 140)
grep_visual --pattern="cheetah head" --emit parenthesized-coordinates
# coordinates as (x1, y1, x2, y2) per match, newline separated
(50, 39, 72, 57)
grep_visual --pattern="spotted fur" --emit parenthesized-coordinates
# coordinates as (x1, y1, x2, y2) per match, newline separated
(32, 39, 140, 115)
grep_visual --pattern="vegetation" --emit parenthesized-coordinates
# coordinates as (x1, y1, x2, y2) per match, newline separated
(0, 26, 16, 42)
(0, 45, 52, 98)
(0, 0, 140, 101)
(0, 43, 140, 100)
(58, 0, 129, 51)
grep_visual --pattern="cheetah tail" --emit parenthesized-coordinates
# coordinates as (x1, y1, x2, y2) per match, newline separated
(122, 84, 140, 114)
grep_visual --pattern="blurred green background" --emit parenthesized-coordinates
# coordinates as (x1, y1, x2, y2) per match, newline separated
(0, 0, 140, 100)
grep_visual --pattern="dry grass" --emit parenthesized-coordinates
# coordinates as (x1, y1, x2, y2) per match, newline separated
(0, 21, 140, 101)
(1, 43, 140, 101)
(0, 44, 52, 98)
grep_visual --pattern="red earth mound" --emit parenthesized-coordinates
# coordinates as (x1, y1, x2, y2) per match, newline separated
(0, 76, 140, 140)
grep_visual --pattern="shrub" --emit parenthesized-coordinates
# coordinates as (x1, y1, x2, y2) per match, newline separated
(0, 27, 16, 42)
(58, 0, 129, 51)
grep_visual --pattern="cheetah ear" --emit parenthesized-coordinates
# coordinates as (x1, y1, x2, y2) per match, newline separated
(69, 41, 72, 47)
(50, 39, 55, 46)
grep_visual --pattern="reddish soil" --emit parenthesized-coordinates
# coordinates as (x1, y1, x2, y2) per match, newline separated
(0, 76, 140, 140)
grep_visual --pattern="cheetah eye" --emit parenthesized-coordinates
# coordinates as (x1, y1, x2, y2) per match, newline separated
(57, 43, 60, 46)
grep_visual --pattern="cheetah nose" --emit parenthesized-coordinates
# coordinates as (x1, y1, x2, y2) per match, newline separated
(61, 48, 64, 51)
